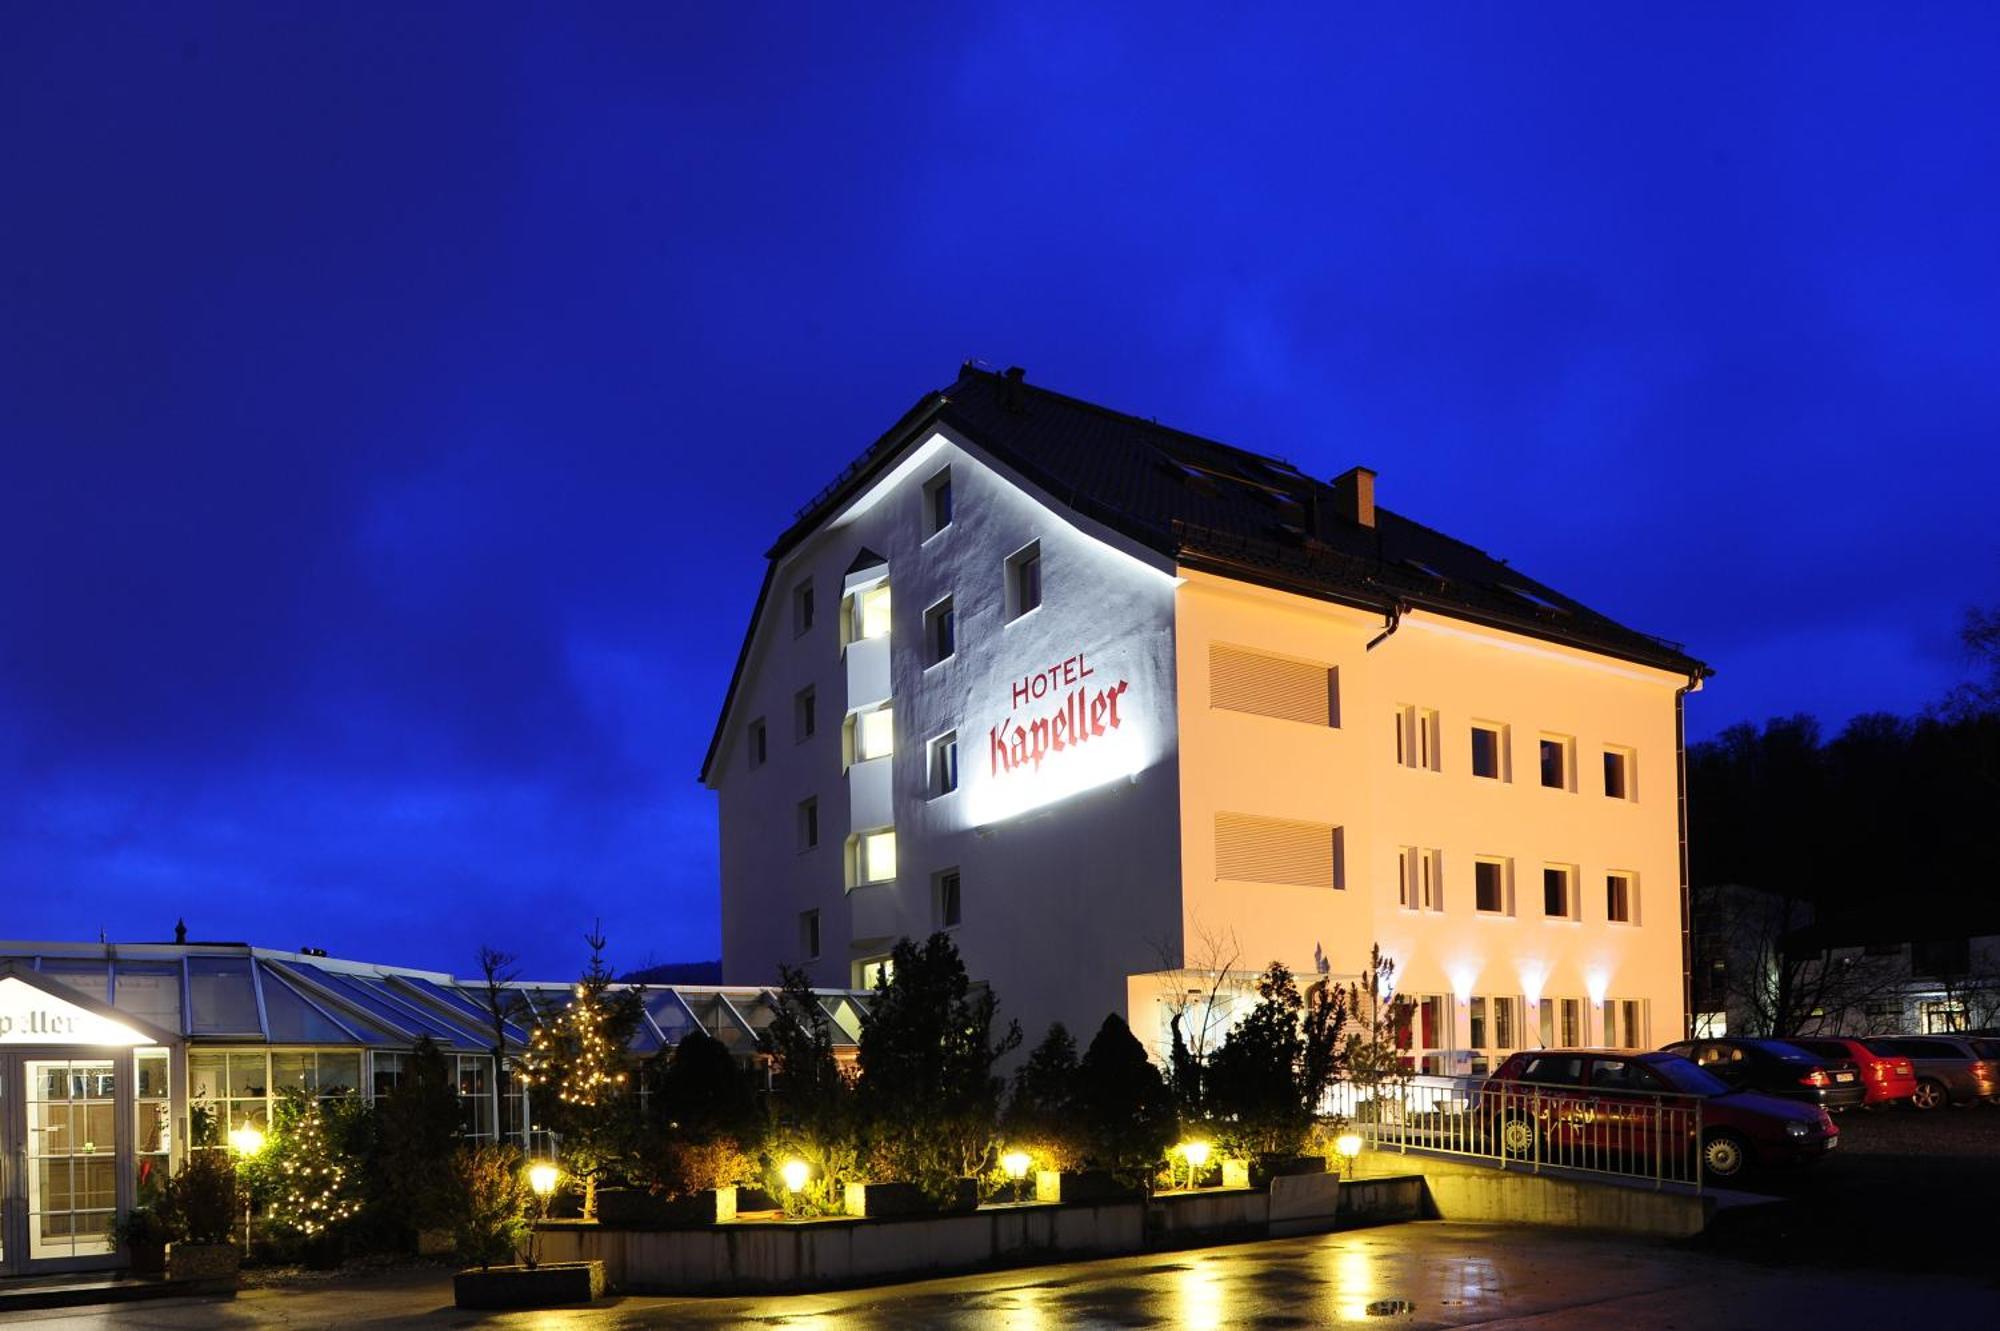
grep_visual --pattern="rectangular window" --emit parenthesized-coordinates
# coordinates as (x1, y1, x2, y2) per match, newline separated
(1215, 812, 1343, 889)
(1560, 998, 1583, 1047)
(1542, 864, 1575, 919)
(1469, 997, 1488, 1051)
(1538, 998, 1555, 1047)
(1209, 644, 1339, 727)
(1606, 872, 1635, 924)
(1604, 998, 1645, 1047)
(797, 797, 819, 850)
(1006, 542, 1042, 619)
(800, 909, 821, 961)
(1474, 858, 1510, 914)
(924, 469, 953, 535)
(795, 686, 816, 741)
(924, 597, 955, 665)
(1471, 723, 1508, 780)
(852, 828, 897, 885)
(747, 718, 768, 769)
(852, 705, 894, 762)
(1493, 996, 1517, 1050)
(793, 579, 815, 636)
(1399, 846, 1443, 911)
(1539, 734, 1574, 791)
(928, 731, 959, 797)
(857, 956, 894, 990)
(851, 581, 892, 641)
(1396, 705, 1441, 771)
(935, 869, 962, 929)
(1603, 747, 1634, 800)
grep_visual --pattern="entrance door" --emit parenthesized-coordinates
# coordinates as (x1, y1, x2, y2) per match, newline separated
(0, 1054, 123, 1276)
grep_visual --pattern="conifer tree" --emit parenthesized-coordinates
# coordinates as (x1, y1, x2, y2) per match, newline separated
(518, 923, 642, 1219)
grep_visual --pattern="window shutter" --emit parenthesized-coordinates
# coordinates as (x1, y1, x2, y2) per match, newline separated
(1210, 644, 1336, 726)
(1214, 812, 1338, 888)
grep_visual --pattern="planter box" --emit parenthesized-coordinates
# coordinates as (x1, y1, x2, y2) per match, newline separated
(164, 1242, 241, 1284)
(595, 1186, 737, 1228)
(126, 1240, 168, 1277)
(1035, 1170, 1144, 1204)
(842, 1179, 978, 1218)
(454, 1260, 605, 1310)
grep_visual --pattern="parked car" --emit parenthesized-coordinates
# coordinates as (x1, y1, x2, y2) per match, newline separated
(1479, 1048, 1838, 1181)
(1657, 1038, 1869, 1110)
(1864, 1036, 2000, 1109)
(1786, 1037, 1916, 1107)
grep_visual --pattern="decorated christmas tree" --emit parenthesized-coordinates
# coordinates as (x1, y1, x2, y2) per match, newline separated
(266, 1091, 363, 1239)
(518, 923, 642, 1219)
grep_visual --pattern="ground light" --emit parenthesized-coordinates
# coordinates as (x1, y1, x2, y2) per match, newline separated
(1178, 1140, 1211, 1190)
(781, 1158, 810, 1195)
(1336, 1133, 1363, 1179)
(227, 1124, 266, 1256)
(1001, 1150, 1032, 1202)
(524, 1161, 560, 1269)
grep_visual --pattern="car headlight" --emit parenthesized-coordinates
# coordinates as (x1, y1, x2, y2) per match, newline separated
(1784, 1120, 1809, 1137)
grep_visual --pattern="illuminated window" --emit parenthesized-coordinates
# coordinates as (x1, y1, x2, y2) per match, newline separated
(794, 686, 816, 741)
(1919, 998, 1967, 1033)
(1006, 542, 1042, 619)
(792, 579, 815, 636)
(1603, 747, 1633, 799)
(852, 828, 897, 885)
(924, 597, 955, 666)
(800, 910, 820, 961)
(1471, 723, 1509, 780)
(924, 469, 953, 535)
(797, 797, 819, 851)
(1396, 705, 1441, 771)
(1539, 997, 1583, 1046)
(1539, 734, 1574, 791)
(1606, 872, 1635, 924)
(1542, 864, 1576, 920)
(1693, 1010, 1728, 1038)
(1492, 996, 1517, 1050)
(928, 731, 958, 797)
(935, 869, 962, 929)
(747, 719, 768, 769)
(851, 582, 892, 641)
(1398, 846, 1443, 912)
(1604, 998, 1646, 1047)
(1474, 858, 1511, 915)
(851, 705, 894, 762)
(857, 955, 894, 989)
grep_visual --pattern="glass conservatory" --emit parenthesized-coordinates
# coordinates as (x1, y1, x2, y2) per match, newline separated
(0, 942, 865, 1279)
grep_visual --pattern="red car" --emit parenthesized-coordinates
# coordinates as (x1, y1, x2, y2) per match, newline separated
(1787, 1037, 1917, 1107)
(1480, 1048, 1838, 1182)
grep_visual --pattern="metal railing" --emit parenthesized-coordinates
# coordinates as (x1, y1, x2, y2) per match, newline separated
(1330, 1075, 1705, 1192)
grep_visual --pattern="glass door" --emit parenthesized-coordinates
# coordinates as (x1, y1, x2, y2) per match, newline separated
(22, 1059, 119, 1264)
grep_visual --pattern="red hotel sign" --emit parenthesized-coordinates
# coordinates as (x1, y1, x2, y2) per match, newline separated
(989, 652, 1130, 775)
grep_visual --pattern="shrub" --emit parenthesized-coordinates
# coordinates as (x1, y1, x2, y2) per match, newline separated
(1205, 962, 1349, 1158)
(638, 1137, 756, 1199)
(448, 1144, 531, 1270)
(159, 1150, 241, 1246)
(368, 1036, 461, 1241)
(1002, 1023, 1085, 1170)
(648, 1030, 759, 1146)
(1075, 1014, 1176, 1187)
(759, 966, 860, 1216)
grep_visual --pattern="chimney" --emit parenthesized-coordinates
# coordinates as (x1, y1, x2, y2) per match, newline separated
(1329, 466, 1376, 529)
(1000, 365, 1027, 413)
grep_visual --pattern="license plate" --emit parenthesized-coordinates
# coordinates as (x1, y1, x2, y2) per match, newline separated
(1824, 1136, 1838, 1150)
(1835, 1072, 1855, 1083)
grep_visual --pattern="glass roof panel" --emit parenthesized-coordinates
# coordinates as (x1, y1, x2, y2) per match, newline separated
(187, 956, 262, 1035)
(112, 962, 184, 1035)
(268, 961, 466, 1045)
(818, 995, 865, 1045)
(643, 990, 700, 1045)
(678, 991, 757, 1054)
(260, 971, 366, 1044)
(402, 977, 530, 1046)
(36, 958, 111, 1004)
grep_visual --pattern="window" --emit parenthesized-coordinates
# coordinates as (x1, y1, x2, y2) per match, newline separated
(797, 797, 819, 850)
(1693, 1011, 1728, 1038)
(1538, 997, 1583, 1046)
(857, 956, 894, 990)
(1398, 846, 1443, 911)
(1606, 872, 1635, 924)
(924, 597, 955, 665)
(1470, 996, 1520, 1054)
(1918, 999, 1968, 1034)
(1604, 999, 1646, 1047)
(793, 579, 815, 635)
(1469, 996, 1487, 1050)
(1214, 812, 1344, 889)
(747, 718, 768, 769)
(1470, 723, 1508, 780)
(800, 910, 821, 961)
(850, 581, 892, 642)
(1493, 996, 1517, 1050)
(935, 869, 962, 929)
(1006, 542, 1042, 619)
(924, 469, 953, 535)
(457, 1056, 495, 1140)
(1396, 705, 1441, 771)
(795, 686, 817, 741)
(928, 731, 959, 797)
(135, 1049, 170, 1205)
(1542, 864, 1576, 920)
(850, 705, 894, 762)
(851, 828, 897, 885)
(1209, 644, 1338, 726)
(1603, 747, 1634, 800)
(1539, 734, 1574, 791)
(1474, 858, 1511, 914)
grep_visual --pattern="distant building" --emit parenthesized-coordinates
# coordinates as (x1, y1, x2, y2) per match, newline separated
(704, 364, 1710, 1072)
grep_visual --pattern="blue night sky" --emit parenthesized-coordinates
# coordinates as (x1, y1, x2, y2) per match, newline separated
(4, 5, 1996, 978)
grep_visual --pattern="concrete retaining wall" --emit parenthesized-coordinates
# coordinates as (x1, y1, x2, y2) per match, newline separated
(1355, 1151, 1712, 1238)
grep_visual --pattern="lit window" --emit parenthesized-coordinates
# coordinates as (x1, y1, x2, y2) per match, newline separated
(1471, 723, 1507, 780)
(1474, 859, 1510, 914)
(924, 469, 953, 535)
(857, 829, 897, 884)
(1693, 1011, 1727, 1038)
(1469, 996, 1487, 1050)
(800, 909, 821, 961)
(1006, 542, 1042, 619)
(852, 582, 892, 641)
(1396, 705, 1441, 771)
(853, 706, 894, 762)
(1493, 996, 1517, 1050)
(1603, 747, 1634, 800)
(793, 580, 815, 635)
(936, 869, 962, 929)
(928, 732, 959, 797)
(858, 956, 894, 989)
(1605, 999, 1645, 1047)
(1606, 872, 1635, 924)
(1542, 865, 1575, 919)
(795, 686, 816, 741)
(747, 718, 768, 769)
(1539, 734, 1574, 791)
(797, 797, 819, 851)
(925, 597, 955, 665)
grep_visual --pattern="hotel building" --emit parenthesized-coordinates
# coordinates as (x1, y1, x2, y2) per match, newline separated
(705, 364, 1710, 1071)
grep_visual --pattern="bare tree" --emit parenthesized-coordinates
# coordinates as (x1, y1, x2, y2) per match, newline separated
(475, 946, 529, 1144)
(1694, 885, 1904, 1037)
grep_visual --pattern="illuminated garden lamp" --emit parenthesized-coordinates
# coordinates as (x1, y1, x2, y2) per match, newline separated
(1001, 1150, 1032, 1202)
(227, 1124, 266, 1157)
(528, 1162, 560, 1200)
(1178, 1140, 1211, 1190)
(781, 1158, 811, 1194)
(1336, 1133, 1364, 1179)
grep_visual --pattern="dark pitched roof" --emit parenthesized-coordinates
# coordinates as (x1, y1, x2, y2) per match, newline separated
(701, 364, 1709, 781)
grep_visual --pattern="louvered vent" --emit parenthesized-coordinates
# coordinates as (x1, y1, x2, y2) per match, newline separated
(1215, 812, 1343, 889)
(1209, 644, 1338, 726)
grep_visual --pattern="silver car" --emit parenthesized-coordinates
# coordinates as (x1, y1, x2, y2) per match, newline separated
(1865, 1036, 1999, 1109)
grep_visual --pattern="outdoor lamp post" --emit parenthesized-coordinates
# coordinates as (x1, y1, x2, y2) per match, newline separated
(1178, 1140, 1211, 1191)
(781, 1158, 810, 1196)
(525, 1161, 559, 1270)
(1001, 1150, 1032, 1202)
(1336, 1132, 1363, 1179)
(227, 1124, 266, 1257)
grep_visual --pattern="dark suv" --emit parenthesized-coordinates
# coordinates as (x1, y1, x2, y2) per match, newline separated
(1657, 1038, 1867, 1110)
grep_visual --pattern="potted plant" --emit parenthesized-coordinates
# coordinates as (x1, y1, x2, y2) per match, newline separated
(113, 1206, 172, 1276)
(160, 1151, 244, 1285)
